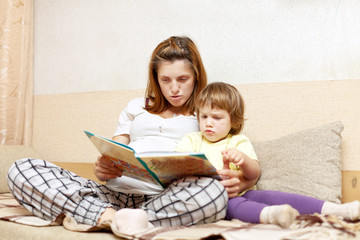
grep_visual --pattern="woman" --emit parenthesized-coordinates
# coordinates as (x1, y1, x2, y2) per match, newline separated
(7, 36, 255, 235)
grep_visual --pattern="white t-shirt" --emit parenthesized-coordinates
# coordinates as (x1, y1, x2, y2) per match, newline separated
(106, 97, 199, 195)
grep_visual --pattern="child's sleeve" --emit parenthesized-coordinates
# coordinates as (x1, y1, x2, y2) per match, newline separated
(234, 135, 258, 161)
(175, 133, 196, 152)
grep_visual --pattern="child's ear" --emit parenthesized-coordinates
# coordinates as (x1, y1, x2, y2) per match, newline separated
(229, 126, 236, 135)
(229, 127, 240, 135)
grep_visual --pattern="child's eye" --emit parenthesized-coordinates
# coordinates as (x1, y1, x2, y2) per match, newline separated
(213, 115, 223, 120)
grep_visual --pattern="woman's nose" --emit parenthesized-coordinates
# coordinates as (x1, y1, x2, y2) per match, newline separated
(170, 81, 180, 93)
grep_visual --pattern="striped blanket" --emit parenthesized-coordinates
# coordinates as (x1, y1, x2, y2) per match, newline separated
(1, 193, 360, 240)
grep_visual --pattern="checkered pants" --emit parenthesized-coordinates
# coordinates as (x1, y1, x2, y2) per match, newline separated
(7, 158, 227, 227)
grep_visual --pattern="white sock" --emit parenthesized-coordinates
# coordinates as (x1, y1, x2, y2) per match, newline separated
(321, 201, 360, 221)
(114, 208, 153, 235)
(260, 204, 299, 228)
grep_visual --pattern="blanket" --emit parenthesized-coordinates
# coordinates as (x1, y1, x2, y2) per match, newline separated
(1, 193, 360, 240)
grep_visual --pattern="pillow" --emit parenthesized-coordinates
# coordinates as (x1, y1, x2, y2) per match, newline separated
(253, 121, 343, 203)
(0, 145, 42, 193)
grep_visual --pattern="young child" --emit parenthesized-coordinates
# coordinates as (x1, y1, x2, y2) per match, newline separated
(176, 82, 360, 228)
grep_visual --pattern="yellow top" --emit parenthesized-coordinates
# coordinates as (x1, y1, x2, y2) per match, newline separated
(176, 132, 258, 195)
(176, 132, 258, 170)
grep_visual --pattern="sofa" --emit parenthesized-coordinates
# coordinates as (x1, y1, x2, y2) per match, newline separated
(1, 79, 360, 239)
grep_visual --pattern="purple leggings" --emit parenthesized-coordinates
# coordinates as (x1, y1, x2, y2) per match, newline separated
(226, 190, 325, 223)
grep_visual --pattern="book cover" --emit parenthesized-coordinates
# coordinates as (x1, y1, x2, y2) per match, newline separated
(84, 131, 220, 188)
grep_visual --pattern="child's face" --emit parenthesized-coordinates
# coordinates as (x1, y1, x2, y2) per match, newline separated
(199, 104, 232, 142)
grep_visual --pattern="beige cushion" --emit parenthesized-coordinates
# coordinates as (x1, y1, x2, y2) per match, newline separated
(0, 145, 42, 193)
(253, 121, 343, 203)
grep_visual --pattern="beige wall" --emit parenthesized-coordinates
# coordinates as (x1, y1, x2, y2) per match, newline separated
(34, 0, 360, 95)
(32, 80, 360, 170)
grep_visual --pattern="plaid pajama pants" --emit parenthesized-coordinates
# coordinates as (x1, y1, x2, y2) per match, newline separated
(7, 158, 227, 227)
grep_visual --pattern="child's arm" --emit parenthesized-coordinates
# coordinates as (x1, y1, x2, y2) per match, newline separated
(221, 148, 260, 181)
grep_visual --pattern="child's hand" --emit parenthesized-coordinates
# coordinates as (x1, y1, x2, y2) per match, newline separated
(221, 148, 246, 167)
(221, 148, 261, 182)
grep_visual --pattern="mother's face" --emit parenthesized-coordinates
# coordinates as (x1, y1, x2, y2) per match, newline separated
(157, 60, 195, 108)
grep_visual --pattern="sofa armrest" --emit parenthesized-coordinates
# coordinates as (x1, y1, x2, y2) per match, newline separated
(0, 145, 43, 193)
(342, 171, 360, 203)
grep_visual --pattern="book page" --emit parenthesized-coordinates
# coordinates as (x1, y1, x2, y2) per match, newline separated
(137, 152, 221, 187)
(85, 131, 161, 185)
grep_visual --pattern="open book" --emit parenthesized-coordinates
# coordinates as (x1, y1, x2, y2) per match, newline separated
(84, 131, 220, 188)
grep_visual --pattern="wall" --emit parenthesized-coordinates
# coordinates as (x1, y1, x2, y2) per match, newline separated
(34, 0, 360, 95)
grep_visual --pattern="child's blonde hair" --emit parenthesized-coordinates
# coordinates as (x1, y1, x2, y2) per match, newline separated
(196, 82, 245, 135)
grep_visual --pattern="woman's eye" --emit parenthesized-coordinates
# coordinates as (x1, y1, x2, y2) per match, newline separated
(178, 76, 188, 81)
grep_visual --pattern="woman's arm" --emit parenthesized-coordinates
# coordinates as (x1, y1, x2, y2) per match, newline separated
(112, 134, 130, 145)
(217, 168, 259, 198)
